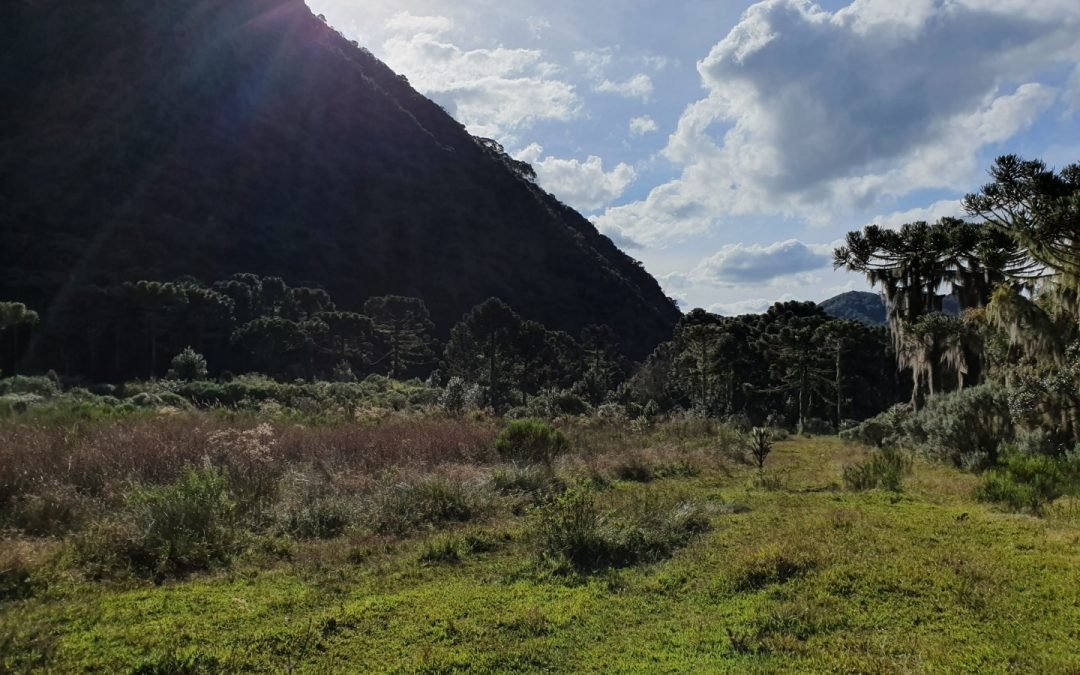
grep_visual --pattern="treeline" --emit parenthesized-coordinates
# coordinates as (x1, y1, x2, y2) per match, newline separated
(1, 274, 631, 412)
(622, 303, 901, 430)
(3, 276, 902, 425)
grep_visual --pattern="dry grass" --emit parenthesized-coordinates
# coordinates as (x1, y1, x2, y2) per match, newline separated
(0, 414, 497, 505)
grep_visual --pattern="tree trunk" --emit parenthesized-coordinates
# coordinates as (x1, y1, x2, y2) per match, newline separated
(835, 344, 842, 426)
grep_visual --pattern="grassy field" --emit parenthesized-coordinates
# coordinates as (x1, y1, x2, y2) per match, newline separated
(2, 434, 1079, 673)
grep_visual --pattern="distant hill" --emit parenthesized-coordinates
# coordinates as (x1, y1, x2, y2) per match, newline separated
(820, 290, 961, 326)
(819, 291, 888, 326)
(0, 0, 680, 367)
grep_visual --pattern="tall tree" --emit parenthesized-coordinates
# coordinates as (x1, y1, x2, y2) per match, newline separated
(444, 298, 522, 413)
(0, 302, 39, 376)
(364, 296, 436, 379)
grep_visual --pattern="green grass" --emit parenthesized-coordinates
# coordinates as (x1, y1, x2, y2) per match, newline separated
(3, 437, 1079, 673)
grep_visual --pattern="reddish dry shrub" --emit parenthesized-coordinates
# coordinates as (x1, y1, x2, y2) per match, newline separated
(0, 414, 498, 508)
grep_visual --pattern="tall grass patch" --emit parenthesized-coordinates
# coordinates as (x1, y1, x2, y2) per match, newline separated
(843, 448, 912, 492)
(529, 484, 710, 573)
(76, 468, 239, 578)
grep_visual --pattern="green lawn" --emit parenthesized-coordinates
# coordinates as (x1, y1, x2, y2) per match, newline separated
(3, 437, 1079, 673)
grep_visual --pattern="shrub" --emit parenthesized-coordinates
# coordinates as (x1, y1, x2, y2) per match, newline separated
(77, 468, 239, 577)
(974, 449, 1079, 513)
(271, 469, 354, 539)
(167, 347, 209, 382)
(842, 448, 912, 492)
(800, 418, 835, 436)
(495, 420, 570, 467)
(440, 377, 483, 416)
(373, 476, 492, 536)
(530, 485, 710, 573)
(902, 385, 1013, 466)
(0, 547, 40, 601)
(417, 536, 463, 565)
(491, 464, 563, 499)
(747, 427, 773, 471)
(0, 375, 61, 399)
(840, 403, 913, 448)
(6, 484, 89, 536)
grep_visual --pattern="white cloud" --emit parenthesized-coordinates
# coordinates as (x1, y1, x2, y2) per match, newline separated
(870, 199, 967, 230)
(380, 14, 582, 141)
(384, 11, 454, 36)
(686, 240, 833, 287)
(1067, 64, 1080, 115)
(527, 16, 551, 40)
(629, 116, 659, 136)
(660, 239, 829, 291)
(516, 144, 637, 213)
(708, 295, 797, 316)
(594, 0, 1078, 245)
(596, 74, 654, 101)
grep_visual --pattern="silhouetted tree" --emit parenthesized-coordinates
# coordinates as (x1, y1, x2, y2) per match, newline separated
(364, 296, 436, 379)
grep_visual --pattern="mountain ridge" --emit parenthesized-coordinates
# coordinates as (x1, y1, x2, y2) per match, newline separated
(0, 0, 680, 368)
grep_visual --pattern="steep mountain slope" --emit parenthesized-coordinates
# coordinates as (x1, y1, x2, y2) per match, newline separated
(0, 0, 680, 363)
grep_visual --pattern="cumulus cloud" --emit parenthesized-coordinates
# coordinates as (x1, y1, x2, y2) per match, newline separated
(629, 116, 659, 136)
(516, 144, 637, 213)
(708, 295, 797, 316)
(688, 240, 833, 286)
(595, 0, 1078, 245)
(870, 199, 967, 230)
(380, 14, 582, 140)
(596, 74, 654, 101)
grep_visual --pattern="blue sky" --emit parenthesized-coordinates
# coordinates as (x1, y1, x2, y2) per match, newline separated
(308, 0, 1080, 314)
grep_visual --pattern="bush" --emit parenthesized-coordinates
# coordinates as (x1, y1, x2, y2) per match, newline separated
(495, 419, 570, 467)
(840, 403, 913, 448)
(167, 347, 209, 382)
(530, 485, 710, 573)
(974, 449, 1079, 513)
(77, 468, 239, 577)
(800, 418, 835, 436)
(6, 484, 90, 536)
(491, 464, 563, 500)
(0, 548, 40, 601)
(903, 385, 1012, 466)
(440, 377, 483, 416)
(271, 469, 354, 539)
(0, 375, 61, 398)
(842, 448, 912, 492)
(373, 476, 493, 536)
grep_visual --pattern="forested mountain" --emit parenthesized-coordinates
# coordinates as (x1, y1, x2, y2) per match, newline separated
(820, 290, 961, 327)
(819, 291, 888, 326)
(0, 0, 679, 372)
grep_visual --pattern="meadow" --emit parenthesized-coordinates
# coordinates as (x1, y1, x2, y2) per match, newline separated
(2, 402, 1078, 673)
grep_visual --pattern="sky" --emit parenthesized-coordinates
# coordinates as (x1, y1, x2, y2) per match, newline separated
(308, 0, 1080, 315)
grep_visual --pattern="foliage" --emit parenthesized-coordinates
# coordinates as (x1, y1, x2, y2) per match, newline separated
(495, 419, 570, 467)
(77, 468, 238, 578)
(842, 448, 912, 492)
(900, 385, 1013, 466)
(373, 477, 494, 536)
(166, 347, 208, 381)
(529, 484, 710, 573)
(975, 448, 1080, 513)
(747, 427, 773, 471)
